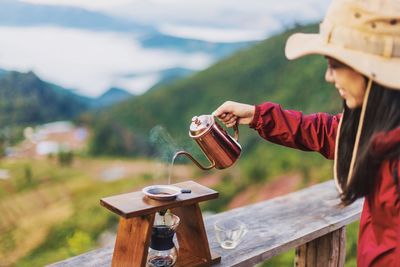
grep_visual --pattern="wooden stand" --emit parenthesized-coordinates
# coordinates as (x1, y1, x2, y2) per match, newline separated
(100, 180, 221, 267)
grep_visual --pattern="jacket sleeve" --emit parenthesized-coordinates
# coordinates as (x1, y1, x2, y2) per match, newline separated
(249, 102, 341, 160)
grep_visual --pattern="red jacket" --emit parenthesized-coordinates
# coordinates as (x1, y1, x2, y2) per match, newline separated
(249, 102, 400, 267)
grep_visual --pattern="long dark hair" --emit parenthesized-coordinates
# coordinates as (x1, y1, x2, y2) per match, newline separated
(337, 82, 400, 205)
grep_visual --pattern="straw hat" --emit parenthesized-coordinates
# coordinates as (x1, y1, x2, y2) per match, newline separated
(285, 0, 400, 90)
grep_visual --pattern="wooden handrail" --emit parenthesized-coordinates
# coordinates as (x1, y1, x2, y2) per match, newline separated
(48, 180, 363, 267)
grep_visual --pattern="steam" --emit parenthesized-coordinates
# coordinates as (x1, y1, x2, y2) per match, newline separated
(149, 125, 187, 184)
(149, 125, 182, 163)
(149, 125, 206, 183)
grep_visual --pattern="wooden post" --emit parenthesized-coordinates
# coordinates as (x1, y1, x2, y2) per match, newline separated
(294, 227, 346, 267)
(112, 215, 155, 267)
(172, 204, 214, 266)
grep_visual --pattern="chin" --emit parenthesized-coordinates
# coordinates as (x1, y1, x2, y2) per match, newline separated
(345, 100, 361, 109)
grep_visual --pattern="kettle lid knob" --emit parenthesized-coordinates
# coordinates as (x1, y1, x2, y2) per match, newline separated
(189, 115, 213, 137)
(192, 116, 201, 127)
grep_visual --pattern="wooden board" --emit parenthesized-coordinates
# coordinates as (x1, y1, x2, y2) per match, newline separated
(48, 181, 363, 267)
(204, 181, 362, 267)
(100, 180, 218, 218)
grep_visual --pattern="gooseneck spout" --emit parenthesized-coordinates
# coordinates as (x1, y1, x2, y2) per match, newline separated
(174, 150, 215, 170)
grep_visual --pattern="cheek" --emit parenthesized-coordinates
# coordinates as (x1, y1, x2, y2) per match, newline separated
(345, 98, 359, 109)
(349, 77, 366, 106)
(355, 79, 366, 99)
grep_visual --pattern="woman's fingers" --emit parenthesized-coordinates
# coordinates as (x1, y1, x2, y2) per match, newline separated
(213, 101, 237, 127)
(213, 101, 255, 125)
(226, 115, 238, 128)
(215, 113, 237, 128)
(212, 101, 235, 118)
(222, 113, 234, 122)
(219, 113, 227, 119)
(215, 112, 232, 122)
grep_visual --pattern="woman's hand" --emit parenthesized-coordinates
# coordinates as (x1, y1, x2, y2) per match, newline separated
(212, 101, 256, 127)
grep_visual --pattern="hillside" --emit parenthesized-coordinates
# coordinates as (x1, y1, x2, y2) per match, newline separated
(90, 24, 341, 158)
(92, 87, 133, 108)
(0, 71, 90, 127)
(0, 69, 7, 78)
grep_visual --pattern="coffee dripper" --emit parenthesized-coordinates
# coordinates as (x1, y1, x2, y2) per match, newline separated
(176, 114, 241, 170)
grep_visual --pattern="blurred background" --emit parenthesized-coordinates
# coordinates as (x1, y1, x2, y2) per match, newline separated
(0, 0, 359, 266)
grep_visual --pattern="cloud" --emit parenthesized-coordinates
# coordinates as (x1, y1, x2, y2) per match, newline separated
(0, 26, 213, 97)
(158, 24, 269, 43)
(113, 74, 160, 95)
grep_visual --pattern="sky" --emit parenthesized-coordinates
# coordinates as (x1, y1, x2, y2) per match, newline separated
(21, 0, 131, 11)
(1, 0, 331, 97)
(21, 0, 330, 32)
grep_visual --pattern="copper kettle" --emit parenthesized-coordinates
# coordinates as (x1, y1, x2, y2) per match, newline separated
(175, 115, 241, 170)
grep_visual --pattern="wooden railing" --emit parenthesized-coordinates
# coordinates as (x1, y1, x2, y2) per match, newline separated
(48, 180, 363, 267)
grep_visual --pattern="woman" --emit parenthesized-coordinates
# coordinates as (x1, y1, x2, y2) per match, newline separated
(213, 0, 400, 266)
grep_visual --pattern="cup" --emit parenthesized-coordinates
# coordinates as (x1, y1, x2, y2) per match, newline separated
(214, 218, 247, 249)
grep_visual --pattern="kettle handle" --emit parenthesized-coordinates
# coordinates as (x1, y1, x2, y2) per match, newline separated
(213, 116, 239, 141)
(232, 122, 239, 141)
(174, 150, 216, 170)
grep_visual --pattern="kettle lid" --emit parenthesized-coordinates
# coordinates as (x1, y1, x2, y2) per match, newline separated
(189, 115, 214, 137)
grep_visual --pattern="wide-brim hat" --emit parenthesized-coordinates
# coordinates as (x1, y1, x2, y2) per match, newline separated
(285, 0, 400, 90)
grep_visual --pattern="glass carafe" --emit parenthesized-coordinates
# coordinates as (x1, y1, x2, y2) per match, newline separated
(147, 212, 180, 267)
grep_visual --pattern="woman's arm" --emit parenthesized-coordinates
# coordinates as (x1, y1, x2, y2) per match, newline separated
(249, 102, 340, 159)
(213, 101, 341, 160)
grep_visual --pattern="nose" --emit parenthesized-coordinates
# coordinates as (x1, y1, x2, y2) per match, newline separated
(325, 67, 334, 84)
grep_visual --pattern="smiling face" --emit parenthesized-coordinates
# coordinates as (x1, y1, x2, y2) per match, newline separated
(325, 57, 367, 109)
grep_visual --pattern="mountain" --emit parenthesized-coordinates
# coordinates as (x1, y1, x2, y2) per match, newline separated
(0, 69, 7, 79)
(157, 68, 194, 84)
(140, 33, 254, 56)
(93, 87, 133, 108)
(0, 71, 90, 127)
(0, 0, 151, 32)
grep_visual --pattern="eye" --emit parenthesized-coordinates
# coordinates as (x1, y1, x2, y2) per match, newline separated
(328, 62, 339, 69)
(327, 58, 346, 69)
